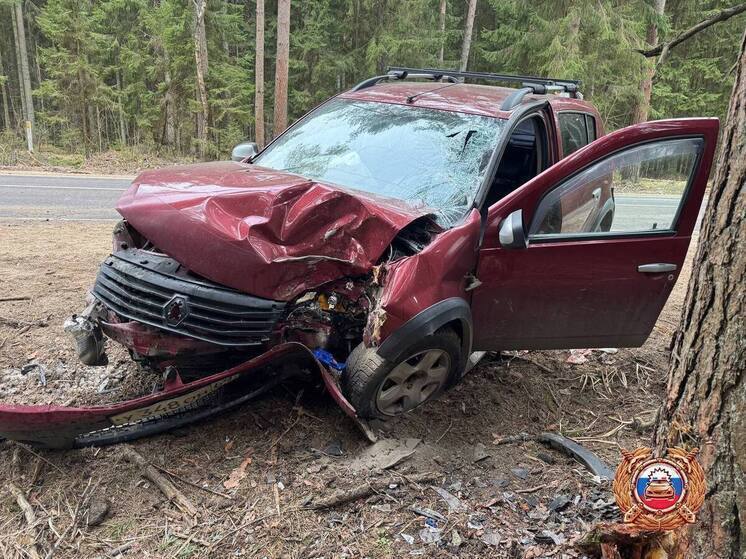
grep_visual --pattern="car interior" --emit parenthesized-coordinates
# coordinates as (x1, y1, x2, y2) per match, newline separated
(483, 115, 549, 208)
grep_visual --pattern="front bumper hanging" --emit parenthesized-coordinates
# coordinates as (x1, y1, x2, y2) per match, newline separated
(0, 343, 373, 449)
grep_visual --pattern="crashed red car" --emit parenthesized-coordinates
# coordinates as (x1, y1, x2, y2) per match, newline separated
(0, 68, 718, 447)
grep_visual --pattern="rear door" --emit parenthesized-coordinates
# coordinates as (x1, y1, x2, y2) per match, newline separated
(470, 118, 718, 350)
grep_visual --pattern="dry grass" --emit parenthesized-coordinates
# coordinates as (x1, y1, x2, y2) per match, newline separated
(0, 219, 698, 558)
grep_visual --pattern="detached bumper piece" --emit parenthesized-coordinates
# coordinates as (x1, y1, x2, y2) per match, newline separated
(93, 249, 286, 347)
(0, 344, 372, 448)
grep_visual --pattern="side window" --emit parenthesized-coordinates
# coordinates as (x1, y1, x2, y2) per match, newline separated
(585, 114, 596, 142)
(558, 113, 588, 155)
(530, 138, 703, 239)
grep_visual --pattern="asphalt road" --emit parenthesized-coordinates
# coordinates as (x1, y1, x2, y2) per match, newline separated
(0, 173, 705, 231)
(0, 173, 131, 220)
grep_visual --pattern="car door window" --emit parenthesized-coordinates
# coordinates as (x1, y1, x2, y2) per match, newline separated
(530, 137, 704, 239)
(585, 114, 596, 142)
(558, 112, 589, 155)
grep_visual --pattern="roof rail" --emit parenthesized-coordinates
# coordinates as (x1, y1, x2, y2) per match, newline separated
(351, 66, 582, 109)
(351, 69, 458, 92)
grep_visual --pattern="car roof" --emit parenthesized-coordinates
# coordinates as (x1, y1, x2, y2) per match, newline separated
(339, 81, 597, 120)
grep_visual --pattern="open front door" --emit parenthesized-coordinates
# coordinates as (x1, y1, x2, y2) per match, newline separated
(471, 118, 719, 350)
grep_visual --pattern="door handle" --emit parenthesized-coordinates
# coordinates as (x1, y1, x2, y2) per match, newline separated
(638, 263, 677, 273)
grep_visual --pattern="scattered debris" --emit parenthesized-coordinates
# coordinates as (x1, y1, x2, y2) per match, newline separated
(450, 529, 463, 548)
(400, 533, 415, 545)
(538, 432, 614, 480)
(419, 524, 442, 544)
(411, 506, 446, 522)
(433, 486, 466, 512)
(535, 529, 565, 546)
(511, 467, 529, 480)
(548, 494, 573, 513)
(473, 442, 491, 462)
(481, 529, 502, 547)
(322, 440, 344, 457)
(349, 438, 420, 471)
(566, 349, 592, 364)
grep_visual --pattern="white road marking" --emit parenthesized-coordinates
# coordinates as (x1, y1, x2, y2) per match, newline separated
(0, 184, 126, 192)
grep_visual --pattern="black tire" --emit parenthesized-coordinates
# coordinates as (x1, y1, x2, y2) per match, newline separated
(342, 328, 462, 419)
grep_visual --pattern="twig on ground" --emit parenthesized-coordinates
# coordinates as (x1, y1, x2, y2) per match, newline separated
(434, 418, 453, 444)
(121, 446, 198, 517)
(492, 432, 537, 446)
(515, 484, 548, 494)
(0, 296, 31, 303)
(306, 472, 440, 510)
(7, 482, 44, 559)
(0, 315, 46, 328)
(150, 464, 233, 500)
(13, 443, 65, 475)
(44, 478, 96, 559)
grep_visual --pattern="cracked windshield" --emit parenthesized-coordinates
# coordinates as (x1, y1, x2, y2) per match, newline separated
(253, 99, 505, 227)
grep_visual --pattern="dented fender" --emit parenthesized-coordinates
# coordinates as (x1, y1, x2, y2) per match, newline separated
(368, 209, 482, 364)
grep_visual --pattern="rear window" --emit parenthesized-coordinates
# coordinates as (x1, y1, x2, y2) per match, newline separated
(558, 112, 596, 156)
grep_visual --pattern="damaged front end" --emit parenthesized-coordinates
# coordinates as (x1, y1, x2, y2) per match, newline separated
(0, 161, 466, 448)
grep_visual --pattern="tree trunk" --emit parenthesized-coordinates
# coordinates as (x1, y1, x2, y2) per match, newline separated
(162, 47, 175, 147)
(254, 0, 265, 147)
(438, 0, 447, 65)
(632, 0, 666, 124)
(12, 0, 34, 151)
(653, 30, 745, 559)
(193, 0, 209, 159)
(115, 69, 127, 147)
(273, 0, 290, 137)
(459, 0, 477, 72)
(11, 6, 26, 131)
(0, 46, 11, 132)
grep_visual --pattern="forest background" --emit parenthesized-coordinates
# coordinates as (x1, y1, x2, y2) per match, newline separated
(0, 0, 743, 167)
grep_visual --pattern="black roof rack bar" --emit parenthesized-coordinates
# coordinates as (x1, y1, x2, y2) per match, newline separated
(351, 70, 458, 92)
(387, 67, 581, 89)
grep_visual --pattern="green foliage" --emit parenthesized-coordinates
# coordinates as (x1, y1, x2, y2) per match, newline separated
(0, 0, 741, 159)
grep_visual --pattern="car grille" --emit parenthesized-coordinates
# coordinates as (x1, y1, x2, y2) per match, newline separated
(92, 250, 286, 347)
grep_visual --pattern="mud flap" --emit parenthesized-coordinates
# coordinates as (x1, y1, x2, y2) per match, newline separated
(0, 343, 371, 448)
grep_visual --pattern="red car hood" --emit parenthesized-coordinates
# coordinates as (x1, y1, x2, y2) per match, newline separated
(117, 161, 435, 301)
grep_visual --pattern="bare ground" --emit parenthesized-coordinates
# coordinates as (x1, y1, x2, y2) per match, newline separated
(0, 219, 695, 558)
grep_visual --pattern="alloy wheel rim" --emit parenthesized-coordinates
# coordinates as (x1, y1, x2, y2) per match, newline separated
(375, 349, 451, 416)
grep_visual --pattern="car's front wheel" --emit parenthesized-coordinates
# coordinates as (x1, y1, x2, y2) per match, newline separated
(342, 328, 461, 419)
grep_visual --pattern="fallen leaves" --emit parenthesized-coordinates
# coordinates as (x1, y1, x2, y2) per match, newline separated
(223, 456, 252, 490)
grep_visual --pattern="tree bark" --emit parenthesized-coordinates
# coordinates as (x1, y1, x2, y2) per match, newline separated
(0, 46, 11, 132)
(653, 30, 745, 559)
(632, 0, 666, 124)
(273, 0, 290, 137)
(254, 0, 265, 147)
(459, 0, 477, 72)
(438, 0, 447, 65)
(12, 1, 34, 151)
(193, 0, 209, 159)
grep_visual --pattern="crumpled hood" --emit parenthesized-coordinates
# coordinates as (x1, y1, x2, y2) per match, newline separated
(117, 161, 435, 301)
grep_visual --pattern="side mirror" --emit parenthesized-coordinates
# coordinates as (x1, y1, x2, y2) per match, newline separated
(498, 210, 528, 249)
(231, 141, 259, 162)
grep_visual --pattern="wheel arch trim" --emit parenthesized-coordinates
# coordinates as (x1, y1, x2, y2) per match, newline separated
(375, 297, 473, 367)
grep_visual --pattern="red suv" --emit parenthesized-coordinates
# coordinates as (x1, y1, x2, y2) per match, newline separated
(0, 68, 717, 447)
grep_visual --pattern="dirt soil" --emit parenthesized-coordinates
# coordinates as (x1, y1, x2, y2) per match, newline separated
(0, 219, 696, 558)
